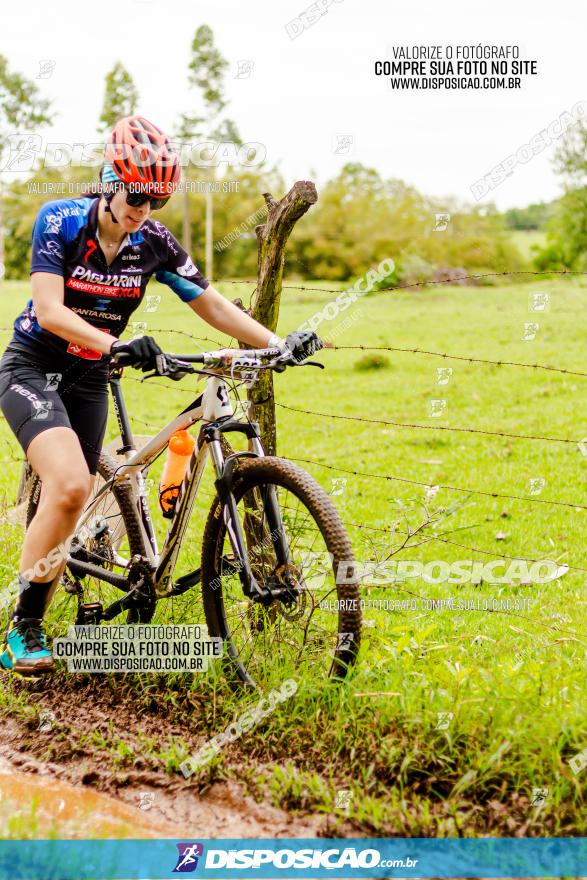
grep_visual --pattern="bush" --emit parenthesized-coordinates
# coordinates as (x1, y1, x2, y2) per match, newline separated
(354, 354, 391, 371)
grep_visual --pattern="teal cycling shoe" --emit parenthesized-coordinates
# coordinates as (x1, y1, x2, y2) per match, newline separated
(0, 616, 54, 676)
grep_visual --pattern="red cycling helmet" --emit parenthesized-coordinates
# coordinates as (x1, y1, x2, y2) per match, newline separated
(104, 115, 181, 199)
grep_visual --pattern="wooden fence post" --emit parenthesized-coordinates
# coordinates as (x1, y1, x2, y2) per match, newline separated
(239, 180, 317, 454)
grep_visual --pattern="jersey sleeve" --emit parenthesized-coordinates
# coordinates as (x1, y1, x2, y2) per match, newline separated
(30, 201, 67, 276)
(154, 229, 210, 303)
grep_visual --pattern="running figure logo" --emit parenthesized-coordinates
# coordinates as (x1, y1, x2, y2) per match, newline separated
(0, 134, 42, 172)
(173, 843, 204, 873)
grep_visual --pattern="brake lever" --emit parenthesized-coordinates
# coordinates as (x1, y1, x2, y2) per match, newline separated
(270, 354, 326, 372)
(141, 355, 194, 382)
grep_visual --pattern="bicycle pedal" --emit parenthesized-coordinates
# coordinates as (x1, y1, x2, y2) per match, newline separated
(63, 575, 82, 595)
(75, 602, 103, 625)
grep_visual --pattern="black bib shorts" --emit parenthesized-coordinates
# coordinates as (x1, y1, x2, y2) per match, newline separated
(0, 342, 109, 475)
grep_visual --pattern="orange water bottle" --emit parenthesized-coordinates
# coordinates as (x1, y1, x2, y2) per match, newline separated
(159, 429, 196, 518)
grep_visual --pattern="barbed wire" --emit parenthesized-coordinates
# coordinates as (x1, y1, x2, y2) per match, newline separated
(343, 514, 587, 575)
(100, 378, 587, 514)
(332, 344, 587, 380)
(217, 268, 587, 295)
(0, 271, 585, 503)
(289, 456, 587, 513)
(132, 327, 587, 391)
(327, 532, 587, 642)
(124, 375, 197, 394)
(334, 517, 587, 639)
(375, 584, 587, 643)
(0, 316, 585, 386)
(429, 532, 587, 576)
(148, 327, 224, 348)
(128, 326, 587, 384)
(277, 402, 579, 446)
(0, 327, 224, 349)
(140, 326, 587, 383)
(105, 382, 587, 539)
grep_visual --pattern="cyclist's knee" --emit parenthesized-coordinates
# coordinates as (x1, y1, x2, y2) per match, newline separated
(48, 473, 91, 514)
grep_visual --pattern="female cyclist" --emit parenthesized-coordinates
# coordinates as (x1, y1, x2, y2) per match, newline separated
(0, 115, 321, 676)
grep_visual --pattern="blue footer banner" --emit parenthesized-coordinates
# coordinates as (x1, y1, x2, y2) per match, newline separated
(0, 838, 587, 879)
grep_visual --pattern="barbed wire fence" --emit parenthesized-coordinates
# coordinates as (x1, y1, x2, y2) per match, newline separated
(1, 269, 586, 646)
(165, 271, 587, 644)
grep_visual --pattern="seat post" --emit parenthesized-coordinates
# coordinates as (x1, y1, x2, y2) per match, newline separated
(108, 365, 136, 455)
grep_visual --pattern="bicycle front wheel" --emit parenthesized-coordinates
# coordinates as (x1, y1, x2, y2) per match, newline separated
(200, 456, 361, 688)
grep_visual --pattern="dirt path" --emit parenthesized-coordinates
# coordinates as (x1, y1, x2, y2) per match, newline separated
(1, 709, 324, 839)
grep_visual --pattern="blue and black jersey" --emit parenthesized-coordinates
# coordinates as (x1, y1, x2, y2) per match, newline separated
(12, 196, 209, 360)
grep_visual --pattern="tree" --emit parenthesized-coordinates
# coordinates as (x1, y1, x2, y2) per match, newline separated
(289, 163, 525, 282)
(536, 122, 587, 269)
(504, 201, 554, 230)
(98, 62, 139, 133)
(178, 25, 241, 277)
(0, 54, 53, 278)
(554, 121, 587, 183)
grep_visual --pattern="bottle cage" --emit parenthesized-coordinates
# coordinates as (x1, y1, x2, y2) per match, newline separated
(159, 484, 181, 519)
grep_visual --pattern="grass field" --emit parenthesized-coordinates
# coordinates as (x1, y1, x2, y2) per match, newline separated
(0, 273, 586, 837)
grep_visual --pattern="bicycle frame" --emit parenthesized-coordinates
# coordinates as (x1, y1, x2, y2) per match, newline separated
(69, 365, 289, 606)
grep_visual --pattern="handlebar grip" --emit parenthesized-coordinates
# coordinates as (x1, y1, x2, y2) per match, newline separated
(110, 351, 132, 365)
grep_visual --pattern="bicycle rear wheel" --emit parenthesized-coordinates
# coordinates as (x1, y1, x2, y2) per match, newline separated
(200, 456, 361, 688)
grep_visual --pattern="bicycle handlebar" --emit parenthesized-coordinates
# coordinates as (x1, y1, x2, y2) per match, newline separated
(165, 346, 284, 364)
(110, 346, 324, 378)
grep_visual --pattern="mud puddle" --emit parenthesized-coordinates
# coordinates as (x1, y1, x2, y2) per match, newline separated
(0, 755, 177, 837)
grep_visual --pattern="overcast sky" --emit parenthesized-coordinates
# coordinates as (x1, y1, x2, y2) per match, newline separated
(1, 0, 582, 210)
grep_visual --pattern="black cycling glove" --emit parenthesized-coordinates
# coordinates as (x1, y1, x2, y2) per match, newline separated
(283, 330, 324, 363)
(110, 335, 163, 371)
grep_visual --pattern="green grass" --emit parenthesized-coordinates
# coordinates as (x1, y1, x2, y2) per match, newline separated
(1, 275, 587, 835)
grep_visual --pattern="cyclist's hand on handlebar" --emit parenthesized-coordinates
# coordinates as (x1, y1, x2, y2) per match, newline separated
(273, 330, 324, 371)
(110, 335, 163, 372)
(154, 354, 192, 381)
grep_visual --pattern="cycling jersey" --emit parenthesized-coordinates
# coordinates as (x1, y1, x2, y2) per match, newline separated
(11, 195, 210, 361)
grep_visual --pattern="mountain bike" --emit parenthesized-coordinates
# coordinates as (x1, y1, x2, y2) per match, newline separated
(21, 346, 361, 687)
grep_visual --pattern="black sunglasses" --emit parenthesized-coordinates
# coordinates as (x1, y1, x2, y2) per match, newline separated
(124, 187, 170, 211)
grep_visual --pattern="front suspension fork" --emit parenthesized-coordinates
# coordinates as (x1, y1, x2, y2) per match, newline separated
(207, 436, 291, 603)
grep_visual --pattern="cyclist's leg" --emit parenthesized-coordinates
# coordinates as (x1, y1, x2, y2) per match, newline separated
(0, 428, 91, 674)
(21, 427, 92, 585)
(0, 361, 93, 672)
(30, 378, 110, 600)
(0, 353, 103, 674)
(22, 377, 109, 596)
(0, 360, 94, 584)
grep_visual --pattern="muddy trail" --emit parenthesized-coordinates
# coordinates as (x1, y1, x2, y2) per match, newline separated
(0, 676, 333, 839)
